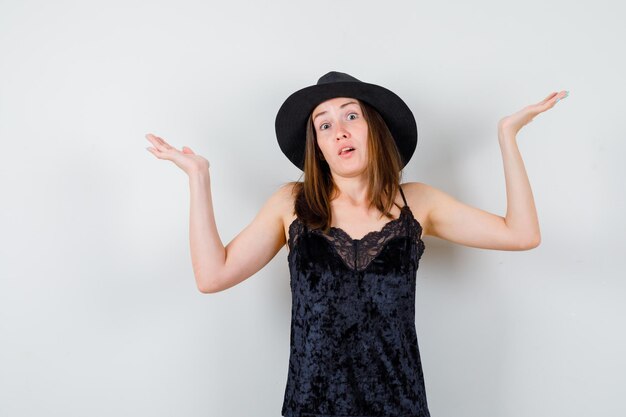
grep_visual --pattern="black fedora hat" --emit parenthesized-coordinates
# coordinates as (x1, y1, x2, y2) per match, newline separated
(275, 71, 418, 171)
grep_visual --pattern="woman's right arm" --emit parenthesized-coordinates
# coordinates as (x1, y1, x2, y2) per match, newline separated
(188, 169, 289, 293)
(146, 133, 289, 294)
(188, 169, 223, 292)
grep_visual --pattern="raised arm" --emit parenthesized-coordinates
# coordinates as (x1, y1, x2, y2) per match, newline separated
(420, 90, 568, 251)
(146, 133, 288, 293)
(187, 171, 289, 293)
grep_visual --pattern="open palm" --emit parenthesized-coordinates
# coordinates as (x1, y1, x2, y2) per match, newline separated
(145, 133, 209, 175)
(498, 90, 569, 136)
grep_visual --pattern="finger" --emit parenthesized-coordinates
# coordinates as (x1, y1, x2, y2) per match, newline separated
(545, 91, 569, 107)
(154, 135, 175, 150)
(540, 90, 569, 106)
(146, 145, 177, 161)
(145, 133, 163, 148)
(154, 136, 172, 150)
(146, 133, 161, 142)
(146, 133, 172, 152)
(538, 92, 558, 105)
(536, 91, 568, 113)
(145, 133, 167, 147)
(146, 146, 161, 157)
(554, 90, 569, 102)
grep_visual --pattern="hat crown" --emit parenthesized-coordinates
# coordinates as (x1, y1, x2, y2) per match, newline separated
(317, 71, 361, 85)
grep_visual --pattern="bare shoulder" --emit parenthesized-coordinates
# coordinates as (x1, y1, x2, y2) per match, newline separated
(251, 181, 297, 239)
(403, 181, 478, 238)
(275, 180, 299, 208)
(400, 181, 438, 237)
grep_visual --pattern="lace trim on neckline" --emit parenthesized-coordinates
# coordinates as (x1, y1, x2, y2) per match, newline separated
(288, 206, 424, 271)
(326, 205, 411, 242)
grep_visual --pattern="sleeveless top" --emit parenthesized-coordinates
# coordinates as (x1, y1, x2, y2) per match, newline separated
(282, 186, 430, 417)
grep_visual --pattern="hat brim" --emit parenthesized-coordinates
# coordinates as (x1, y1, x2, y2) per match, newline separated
(275, 80, 418, 171)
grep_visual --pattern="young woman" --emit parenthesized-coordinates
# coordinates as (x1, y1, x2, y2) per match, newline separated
(145, 71, 568, 417)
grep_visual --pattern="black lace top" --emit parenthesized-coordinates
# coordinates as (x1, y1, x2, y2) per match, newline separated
(282, 186, 430, 417)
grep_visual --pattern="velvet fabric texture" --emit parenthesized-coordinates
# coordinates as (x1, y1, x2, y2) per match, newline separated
(281, 188, 430, 417)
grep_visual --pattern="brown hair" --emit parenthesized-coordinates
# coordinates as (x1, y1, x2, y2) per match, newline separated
(283, 99, 405, 234)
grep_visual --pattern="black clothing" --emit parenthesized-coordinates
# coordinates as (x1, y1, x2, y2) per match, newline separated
(282, 186, 430, 417)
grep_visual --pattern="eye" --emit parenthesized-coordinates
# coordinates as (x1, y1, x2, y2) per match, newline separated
(319, 112, 358, 131)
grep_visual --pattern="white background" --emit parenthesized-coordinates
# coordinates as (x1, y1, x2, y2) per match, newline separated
(1, 0, 624, 416)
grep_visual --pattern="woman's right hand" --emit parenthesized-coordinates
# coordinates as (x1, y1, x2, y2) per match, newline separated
(145, 133, 209, 175)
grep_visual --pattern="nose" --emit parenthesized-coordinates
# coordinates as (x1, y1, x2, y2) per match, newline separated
(335, 123, 350, 140)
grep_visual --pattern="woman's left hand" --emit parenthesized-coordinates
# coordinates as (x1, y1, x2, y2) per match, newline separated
(498, 90, 569, 137)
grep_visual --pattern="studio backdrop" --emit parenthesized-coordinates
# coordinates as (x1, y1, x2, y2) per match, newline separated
(0, 1, 624, 416)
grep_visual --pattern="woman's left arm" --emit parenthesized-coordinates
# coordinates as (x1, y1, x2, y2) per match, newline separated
(421, 90, 569, 251)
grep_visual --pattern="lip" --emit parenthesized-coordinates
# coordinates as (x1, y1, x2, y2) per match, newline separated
(337, 145, 356, 155)
(338, 148, 356, 159)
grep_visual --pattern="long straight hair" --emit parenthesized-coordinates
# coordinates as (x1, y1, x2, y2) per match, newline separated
(285, 99, 405, 234)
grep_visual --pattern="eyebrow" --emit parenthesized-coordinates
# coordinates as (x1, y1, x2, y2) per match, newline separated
(312, 101, 359, 122)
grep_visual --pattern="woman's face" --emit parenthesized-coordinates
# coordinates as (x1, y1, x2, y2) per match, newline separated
(311, 97, 369, 175)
